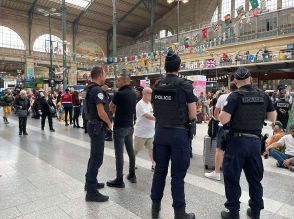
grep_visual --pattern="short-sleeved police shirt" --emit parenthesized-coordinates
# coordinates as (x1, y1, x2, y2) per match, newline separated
(165, 74, 197, 104)
(222, 85, 275, 134)
(87, 82, 106, 121)
(112, 85, 137, 128)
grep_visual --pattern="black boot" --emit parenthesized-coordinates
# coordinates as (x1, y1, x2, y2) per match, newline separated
(174, 207, 195, 219)
(106, 178, 125, 188)
(152, 202, 161, 218)
(85, 190, 109, 202)
(19, 131, 22, 136)
(84, 182, 105, 191)
(247, 208, 260, 219)
(221, 211, 240, 219)
(127, 172, 137, 183)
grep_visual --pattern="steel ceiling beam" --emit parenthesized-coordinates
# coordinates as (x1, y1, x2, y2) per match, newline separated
(117, 0, 145, 24)
(28, 0, 39, 56)
(73, 0, 96, 26)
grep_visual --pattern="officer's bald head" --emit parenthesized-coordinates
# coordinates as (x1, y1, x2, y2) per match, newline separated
(117, 73, 131, 88)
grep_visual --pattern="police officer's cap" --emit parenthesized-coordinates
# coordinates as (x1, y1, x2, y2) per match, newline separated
(234, 67, 250, 80)
(165, 48, 181, 72)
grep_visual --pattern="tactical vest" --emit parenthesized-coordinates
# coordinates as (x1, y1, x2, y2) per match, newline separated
(276, 101, 290, 115)
(153, 77, 189, 127)
(84, 83, 99, 121)
(230, 89, 267, 133)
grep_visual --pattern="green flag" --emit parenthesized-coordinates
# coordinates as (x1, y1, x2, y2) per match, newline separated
(250, 0, 259, 9)
(286, 93, 294, 133)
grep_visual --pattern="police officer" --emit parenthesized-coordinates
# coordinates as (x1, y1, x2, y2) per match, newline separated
(101, 84, 113, 141)
(274, 94, 291, 129)
(219, 67, 276, 219)
(151, 49, 197, 219)
(84, 66, 112, 202)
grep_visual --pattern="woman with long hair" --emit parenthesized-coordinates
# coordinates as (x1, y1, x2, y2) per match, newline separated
(72, 91, 81, 128)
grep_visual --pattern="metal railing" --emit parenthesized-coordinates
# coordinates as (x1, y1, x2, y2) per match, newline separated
(105, 49, 294, 78)
(117, 7, 294, 57)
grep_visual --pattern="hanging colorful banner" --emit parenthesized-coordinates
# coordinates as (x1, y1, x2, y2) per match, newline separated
(206, 59, 216, 68)
(184, 38, 190, 48)
(236, 5, 245, 18)
(250, 0, 259, 9)
(202, 28, 208, 41)
(212, 22, 220, 32)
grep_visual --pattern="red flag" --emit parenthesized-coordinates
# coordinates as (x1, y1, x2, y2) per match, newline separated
(202, 28, 208, 41)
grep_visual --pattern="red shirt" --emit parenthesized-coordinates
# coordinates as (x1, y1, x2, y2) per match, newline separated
(61, 93, 72, 103)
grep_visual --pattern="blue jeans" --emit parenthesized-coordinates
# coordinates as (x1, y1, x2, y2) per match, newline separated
(113, 127, 135, 179)
(269, 149, 294, 167)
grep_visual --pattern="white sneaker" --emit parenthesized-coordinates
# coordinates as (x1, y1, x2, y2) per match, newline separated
(205, 171, 221, 181)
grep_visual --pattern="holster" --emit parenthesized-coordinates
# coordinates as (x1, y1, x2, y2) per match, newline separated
(221, 129, 231, 151)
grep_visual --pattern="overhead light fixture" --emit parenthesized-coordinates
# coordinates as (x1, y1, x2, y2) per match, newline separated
(182, 0, 189, 3)
(167, 0, 174, 3)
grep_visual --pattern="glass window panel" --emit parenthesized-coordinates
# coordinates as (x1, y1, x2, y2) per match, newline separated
(0, 26, 25, 49)
(266, 0, 277, 11)
(221, 0, 231, 20)
(33, 34, 63, 53)
(282, 0, 294, 8)
(211, 6, 218, 22)
(66, 0, 91, 8)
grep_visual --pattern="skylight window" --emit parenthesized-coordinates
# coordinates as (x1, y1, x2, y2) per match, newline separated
(66, 0, 91, 8)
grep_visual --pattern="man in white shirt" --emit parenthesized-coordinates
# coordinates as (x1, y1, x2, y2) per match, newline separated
(134, 87, 156, 170)
(264, 124, 294, 172)
(205, 83, 238, 180)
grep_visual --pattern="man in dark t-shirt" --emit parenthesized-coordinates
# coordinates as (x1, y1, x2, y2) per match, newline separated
(107, 73, 137, 188)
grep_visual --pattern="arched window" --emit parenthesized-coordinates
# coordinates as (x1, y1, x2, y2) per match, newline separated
(33, 34, 63, 53)
(159, 30, 172, 38)
(0, 26, 25, 50)
(211, 6, 218, 22)
(282, 0, 294, 8)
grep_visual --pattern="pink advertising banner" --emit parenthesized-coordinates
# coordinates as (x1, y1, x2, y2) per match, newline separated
(187, 75, 207, 97)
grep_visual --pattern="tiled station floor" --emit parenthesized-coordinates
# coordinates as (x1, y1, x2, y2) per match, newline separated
(0, 114, 293, 219)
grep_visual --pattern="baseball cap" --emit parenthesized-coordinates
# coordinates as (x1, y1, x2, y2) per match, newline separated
(234, 67, 250, 80)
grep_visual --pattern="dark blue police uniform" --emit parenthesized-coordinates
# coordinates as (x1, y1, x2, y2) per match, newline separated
(221, 84, 275, 218)
(274, 98, 290, 129)
(85, 82, 107, 192)
(151, 74, 196, 212)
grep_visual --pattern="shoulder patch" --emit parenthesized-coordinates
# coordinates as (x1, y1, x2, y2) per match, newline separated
(97, 93, 104, 100)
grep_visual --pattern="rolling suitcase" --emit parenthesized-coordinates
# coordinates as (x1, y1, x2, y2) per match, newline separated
(203, 135, 217, 170)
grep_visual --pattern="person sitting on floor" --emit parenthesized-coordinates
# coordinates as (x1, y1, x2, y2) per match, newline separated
(264, 124, 294, 172)
(266, 121, 285, 152)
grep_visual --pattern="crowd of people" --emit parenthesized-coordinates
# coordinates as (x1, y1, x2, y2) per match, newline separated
(0, 61, 293, 219)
